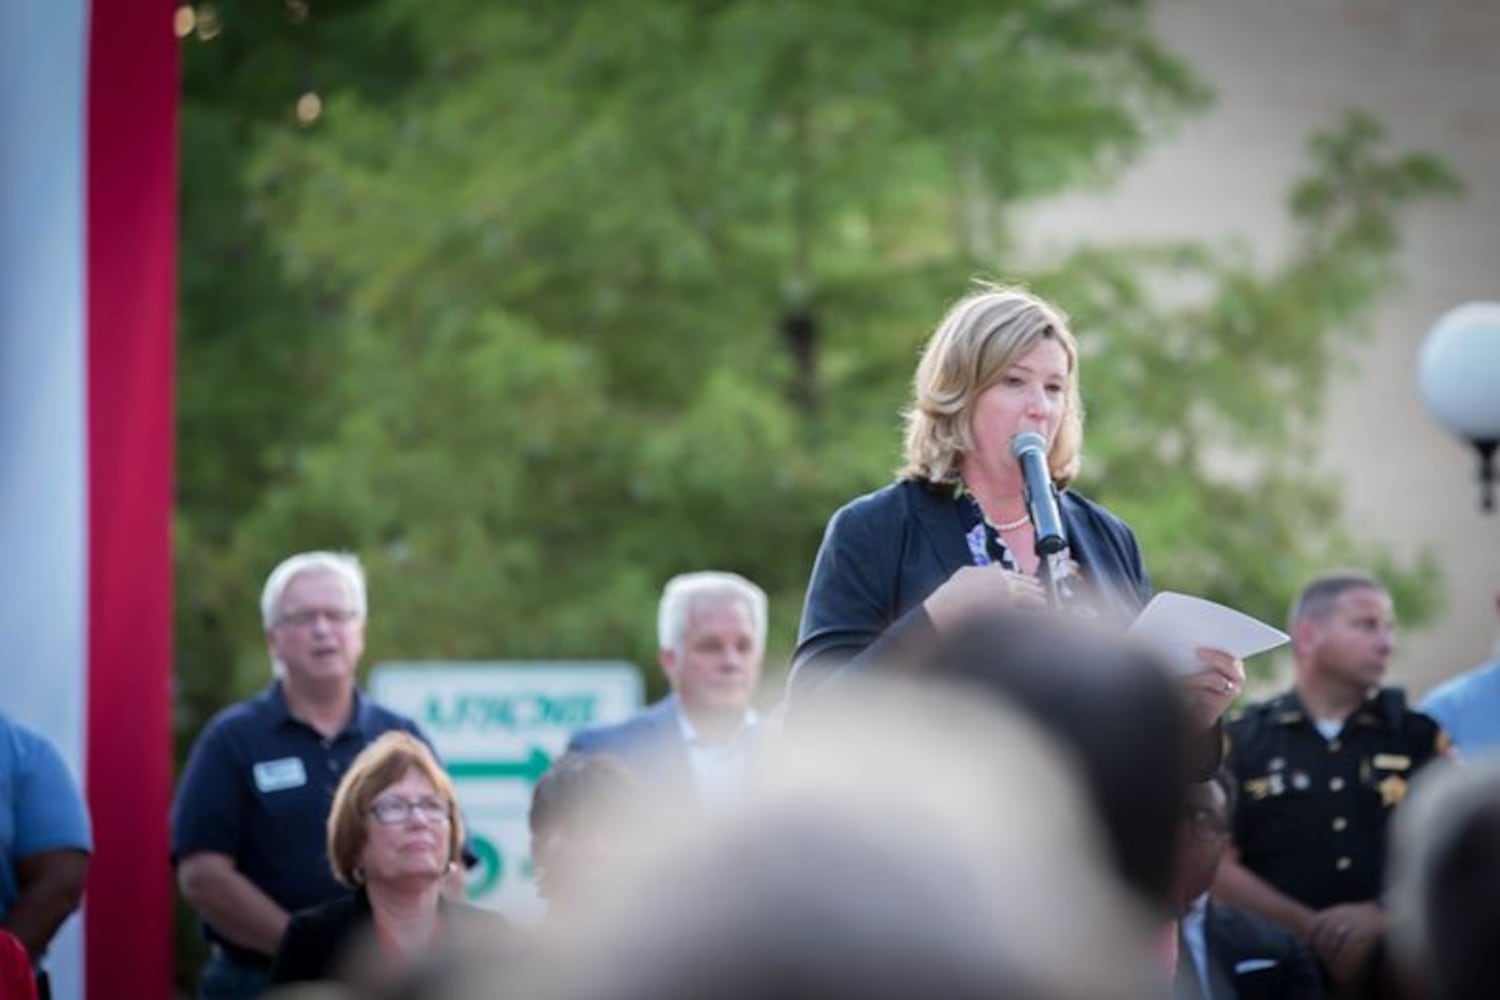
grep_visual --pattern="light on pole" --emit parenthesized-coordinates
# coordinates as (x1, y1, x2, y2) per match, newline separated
(1418, 302, 1500, 512)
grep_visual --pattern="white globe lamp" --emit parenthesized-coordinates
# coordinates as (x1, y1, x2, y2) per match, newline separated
(1418, 302, 1500, 512)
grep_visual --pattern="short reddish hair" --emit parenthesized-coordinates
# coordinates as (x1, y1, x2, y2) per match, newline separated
(326, 731, 464, 886)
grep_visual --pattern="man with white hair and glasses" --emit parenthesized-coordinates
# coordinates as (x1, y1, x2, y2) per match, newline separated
(568, 571, 769, 812)
(171, 551, 438, 999)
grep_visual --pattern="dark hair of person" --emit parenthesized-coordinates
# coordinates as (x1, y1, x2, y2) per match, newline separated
(529, 751, 635, 837)
(1424, 798, 1500, 1000)
(915, 610, 1193, 910)
(1287, 570, 1384, 632)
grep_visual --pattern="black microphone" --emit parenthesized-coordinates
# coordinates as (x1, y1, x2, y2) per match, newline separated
(1009, 431, 1068, 556)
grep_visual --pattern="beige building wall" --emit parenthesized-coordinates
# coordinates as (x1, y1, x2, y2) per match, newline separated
(1020, 0, 1500, 695)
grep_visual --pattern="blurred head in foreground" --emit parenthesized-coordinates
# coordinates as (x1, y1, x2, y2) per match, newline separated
(1387, 754, 1500, 1000)
(910, 608, 1195, 911)
(528, 751, 638, 922)
(409, 668, 1163, 1000)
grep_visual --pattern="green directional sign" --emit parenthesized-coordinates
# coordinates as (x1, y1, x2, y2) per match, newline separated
(447, 747, 552, 784)
(371, 661, 642, 923)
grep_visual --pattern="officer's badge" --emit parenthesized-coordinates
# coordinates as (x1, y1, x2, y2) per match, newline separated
(1378, 774, 1409, 807)
(1244, 777, 1271, 800)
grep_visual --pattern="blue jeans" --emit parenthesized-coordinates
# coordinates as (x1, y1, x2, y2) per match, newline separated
(198, 950, 271, 1000)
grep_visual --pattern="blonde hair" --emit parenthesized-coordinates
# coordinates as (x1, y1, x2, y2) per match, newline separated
(326, 731, 464, 886)
(900, 285, 1083, 487)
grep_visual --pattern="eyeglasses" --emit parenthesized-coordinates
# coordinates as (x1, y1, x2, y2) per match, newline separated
(369, 796, 451, 826)
(276, 608, 360, 629)
(1184, 806, 1230, 840)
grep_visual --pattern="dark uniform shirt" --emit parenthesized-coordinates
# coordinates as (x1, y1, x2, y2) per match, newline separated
(1225, 687, 1448, 911)
(170, 681, 429, 965)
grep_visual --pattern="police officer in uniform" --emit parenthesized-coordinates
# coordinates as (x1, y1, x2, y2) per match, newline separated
(1215, 571, 1448, 994)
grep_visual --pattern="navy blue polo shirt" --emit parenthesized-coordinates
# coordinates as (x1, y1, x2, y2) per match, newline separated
(170, 682, 429, 960)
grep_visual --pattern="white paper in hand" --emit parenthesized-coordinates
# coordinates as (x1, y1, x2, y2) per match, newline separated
(1126, 591, 1290, 675)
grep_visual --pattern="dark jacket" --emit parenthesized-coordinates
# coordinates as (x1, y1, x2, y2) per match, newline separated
(789, 478, 1151, 701)
(268, 887, 507, 987)
(1203, 899, 1323, 999)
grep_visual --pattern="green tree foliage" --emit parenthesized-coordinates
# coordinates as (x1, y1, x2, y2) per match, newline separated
(1040, 111, 1458, 631)
(178, 1, 1458, 713)
(176, 0, 428, 716)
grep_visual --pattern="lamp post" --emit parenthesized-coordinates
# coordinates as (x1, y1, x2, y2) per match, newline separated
(1418, 302, 1500, 512)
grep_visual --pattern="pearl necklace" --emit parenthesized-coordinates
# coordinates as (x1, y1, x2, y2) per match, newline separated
(957, 478, 1030, 532)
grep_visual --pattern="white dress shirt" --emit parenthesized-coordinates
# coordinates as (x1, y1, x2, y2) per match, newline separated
(1179, 893, 1213, 999)
(675, 707, 760, 810)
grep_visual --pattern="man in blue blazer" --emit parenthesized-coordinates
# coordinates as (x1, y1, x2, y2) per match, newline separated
(567, 572, 768, 811)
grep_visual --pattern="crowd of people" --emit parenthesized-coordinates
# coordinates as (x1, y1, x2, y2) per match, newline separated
(6, 285, 1499, 1000)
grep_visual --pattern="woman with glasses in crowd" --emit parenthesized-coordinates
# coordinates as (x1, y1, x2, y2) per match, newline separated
(268, 731, 505, 989)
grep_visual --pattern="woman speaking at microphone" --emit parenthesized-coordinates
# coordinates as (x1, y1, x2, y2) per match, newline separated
(787, 284, 1243, 735)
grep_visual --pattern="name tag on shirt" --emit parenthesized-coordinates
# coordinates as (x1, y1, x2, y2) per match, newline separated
(1234, 958, 1279, 973)
(253, 757, 307, 793)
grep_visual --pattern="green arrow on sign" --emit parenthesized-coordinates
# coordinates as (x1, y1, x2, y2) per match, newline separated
(466, 834, 503, 897)
(447, 747, 552, 783)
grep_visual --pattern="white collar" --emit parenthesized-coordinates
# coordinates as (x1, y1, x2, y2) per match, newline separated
(674, 701, 759, 747)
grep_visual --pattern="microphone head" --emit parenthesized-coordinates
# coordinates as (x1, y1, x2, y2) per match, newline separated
(1009, 431, 1048, 460)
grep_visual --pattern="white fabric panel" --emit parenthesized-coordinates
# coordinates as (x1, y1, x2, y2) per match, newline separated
(0, 1, 91, 998)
